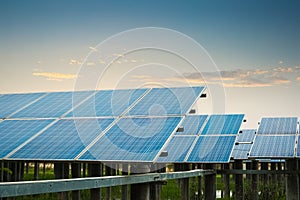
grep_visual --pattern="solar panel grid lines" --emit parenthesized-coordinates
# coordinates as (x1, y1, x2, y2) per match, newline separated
(231, 143, 252, 160)
(126, 87, 205, 116)
(68, 88, 148, 117)
(5, 93, 49, 119)
(74, 117, 122, 160)
(153, 116, 186, 162)
(3, 119, 59, 159)
(183, 136, 200, 162)
(236, 129, 256, 143)
(0, 92, 46, 119)
(117, 88, 151, 117)
(79, 117, 182, 162)
(0, 119, 55, 158)
(11, 91, 94, 119)
(200, 114, 245, 135)
(64, 90, 98, 118)
(187, 135, 237, 163)
(249, 135, 296, 158)
(156, 136, 196, 163)
(257, 117, 298, 135)
(9, 118, 115, 160)
(175, 115, 208, 135)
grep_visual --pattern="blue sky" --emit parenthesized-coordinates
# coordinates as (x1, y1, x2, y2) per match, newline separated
(0, 0, 299, 128)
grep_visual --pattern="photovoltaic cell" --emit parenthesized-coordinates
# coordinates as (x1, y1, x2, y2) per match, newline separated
(80, 117, 182, 161)
(157, 136, 196, 162)
(187, 136, 236, 163)
(10, 118, 114, 160)
(232, 144, 252, 160)
(67, 89, 147, 117)
(0, 119, 54, 158)
(296, 136, 300, 157)
(176, 115, 208, 135)
(201, 114, 244, 135)
(249, 135, 295, 158)
(0, 93, 45, 118)
(237, 129, 256, 142)
(11, 91, 93, 118)
(127, 87, 204, 116)
(257, 117, 298, 135)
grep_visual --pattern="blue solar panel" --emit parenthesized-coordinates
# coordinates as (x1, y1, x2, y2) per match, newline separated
(67, 89, 147, 117)
(201, 114, 244, 135)
(0, 119, 54, 158)
(127, 87, 204, 116)
(0, 93, 45, 118)
(187, 136, 236, 163)
(237, 129, 256, 142)
(11, 91, 93, 118)
(80, 117, 182, 161)
(232, 144, 252, 160)
(10, 118, 114, 160)
(157, 136, 196, 162)
(296, 136, 300, 157)
(257, 117, 298, 135)
(176, 115, 208, 135)
(249, 135, 295, 158)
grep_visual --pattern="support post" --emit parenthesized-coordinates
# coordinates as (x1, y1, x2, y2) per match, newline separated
(130, 164, 150, 200)
(235, 160, 244, 200)
(122, 164, 128, 200)
(34, 162, 39, 180)
(251, 160, 258, 200)
(223, 163, 230, 199)
(286, 159, 299, 200)
(71, 163, 81, 200)
(204, 164, 216, 200)
(105, 164, 112, 200)
(0, 161, 3, 182)
(88, 163, 102, 200)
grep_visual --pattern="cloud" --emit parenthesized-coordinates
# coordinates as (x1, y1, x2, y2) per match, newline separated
(86, 62, 95, 66)
(89, 46, 98, 52)
(131, 66, 297, 88)
(69, 59, 82, 65)
(33, 72, 77, 81)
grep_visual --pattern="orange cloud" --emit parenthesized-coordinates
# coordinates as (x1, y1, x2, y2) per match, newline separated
(33, 72, 77, 81)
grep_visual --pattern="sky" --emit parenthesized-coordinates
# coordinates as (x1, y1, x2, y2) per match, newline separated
(0, 0, 299, 128)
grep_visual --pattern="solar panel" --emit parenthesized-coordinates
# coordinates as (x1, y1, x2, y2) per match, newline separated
(232, 144, 252, 160)
(79, 117, 182, 161)
(67, 89, 147, 117)
(0, 93, 46, 118)
(249, 135, 295, 158)
(297, 136, 300, 157)
(236, 129, 256, 142)
(11, 91, 93, 118)
(257, 117, 298, 135)
(201, 114, 244, 135)
(176, 115, 208, 135)
(156, 136, 196, 162)
(126, 87, 204, 116)
(187, 136, 236, 163)
(0, 119, 54, 158)
(10, 118, 114, 160)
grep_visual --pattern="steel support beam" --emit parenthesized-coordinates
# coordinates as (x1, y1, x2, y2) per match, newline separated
(0, 169, 214, 198)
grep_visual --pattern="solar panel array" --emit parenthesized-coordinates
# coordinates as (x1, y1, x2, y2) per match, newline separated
(231, 129, 256, 160)
(249, 117, 298, 159)
(1, 86, 217, 162)
(157, 114, 245, 163)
